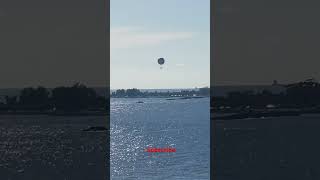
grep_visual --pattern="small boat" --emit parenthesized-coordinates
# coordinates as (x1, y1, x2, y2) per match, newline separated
(136, 101, 144, 103)
(166, 98, 176, 100)
(82, 126, 108, 132)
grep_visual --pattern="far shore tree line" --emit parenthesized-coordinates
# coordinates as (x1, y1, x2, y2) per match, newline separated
(111, 87, 210, 98)
(212, 79, 320, 110)
(0, 83, 108, 112)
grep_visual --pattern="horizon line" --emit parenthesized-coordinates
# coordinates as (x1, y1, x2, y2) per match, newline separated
(110, 87, 210, 90)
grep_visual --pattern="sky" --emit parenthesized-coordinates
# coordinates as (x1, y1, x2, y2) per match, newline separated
(2, 0, 320, 88)
(0, 0, 107, 88)
(213, 0, 320, 86)
(111, 0, 210, 89)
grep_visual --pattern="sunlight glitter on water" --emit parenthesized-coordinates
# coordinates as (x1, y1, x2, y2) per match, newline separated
(110, 98, 210, 179)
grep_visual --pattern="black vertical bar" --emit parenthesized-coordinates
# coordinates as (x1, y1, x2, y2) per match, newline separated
(105, 0, 110, 179)
(210, 0, 216, 179)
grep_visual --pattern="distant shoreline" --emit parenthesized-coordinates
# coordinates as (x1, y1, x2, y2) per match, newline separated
(0, 111, 109, 116)
(111, 96, 208, 99)
(111, 87, 210, 98)
(212, 108, 320, 120)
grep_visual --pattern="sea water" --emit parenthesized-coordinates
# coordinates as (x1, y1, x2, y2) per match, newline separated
(111, 97, 210, 179)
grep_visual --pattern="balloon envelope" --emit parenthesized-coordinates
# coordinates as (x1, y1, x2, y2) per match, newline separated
(158, 58, 165, 65)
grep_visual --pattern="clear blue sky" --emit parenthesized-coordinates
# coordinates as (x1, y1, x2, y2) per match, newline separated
(111, 0, 210, 89)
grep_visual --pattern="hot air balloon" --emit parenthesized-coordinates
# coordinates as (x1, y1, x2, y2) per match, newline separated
(158, 58, 165, 69)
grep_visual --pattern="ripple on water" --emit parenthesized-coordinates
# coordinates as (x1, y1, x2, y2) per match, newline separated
(111, 98, 210, 179)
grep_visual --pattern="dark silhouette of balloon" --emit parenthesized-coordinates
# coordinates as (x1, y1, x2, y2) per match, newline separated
(158, 58, 165, 65)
